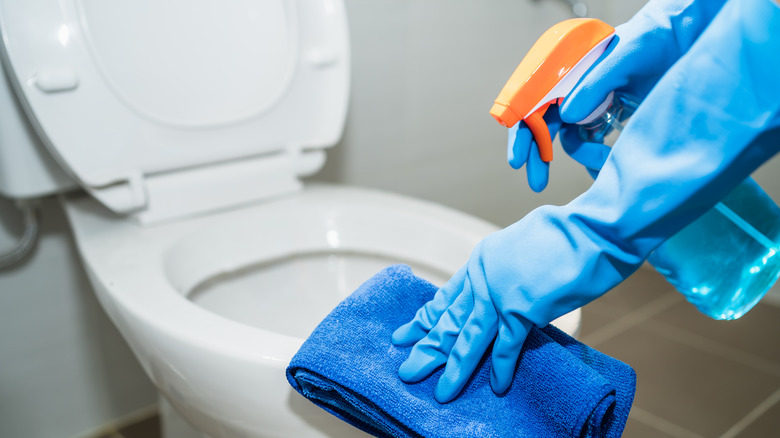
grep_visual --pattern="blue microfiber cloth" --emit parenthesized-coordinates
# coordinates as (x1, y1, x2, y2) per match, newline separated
(286, 264, 636, 438)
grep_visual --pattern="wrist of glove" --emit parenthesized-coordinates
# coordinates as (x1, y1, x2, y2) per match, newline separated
(391, 204, 642, 403)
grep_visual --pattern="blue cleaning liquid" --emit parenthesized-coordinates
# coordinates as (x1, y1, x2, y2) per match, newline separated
(647, 179, 780, 319)
(580, 95, 780, 320)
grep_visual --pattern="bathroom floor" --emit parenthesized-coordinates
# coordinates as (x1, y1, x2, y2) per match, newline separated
(97, 268, 780, 438)
(580, 267, 780, 438)
(94, 414, 160, 438)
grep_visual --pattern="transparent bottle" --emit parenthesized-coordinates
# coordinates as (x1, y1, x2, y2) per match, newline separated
(579, 93, 780, 320)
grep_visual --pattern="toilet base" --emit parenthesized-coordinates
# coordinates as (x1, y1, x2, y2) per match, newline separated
(160, 396, 208, 438)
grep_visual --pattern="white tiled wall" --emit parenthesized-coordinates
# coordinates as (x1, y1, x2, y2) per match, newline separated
(319, 0, 780, 228)
(0, 197, 157, 438)
(317, 0, 598, 227)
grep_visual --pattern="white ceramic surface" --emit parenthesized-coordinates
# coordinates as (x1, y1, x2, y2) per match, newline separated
(0, 0, 348, 217)
(62, 185, 581, 438)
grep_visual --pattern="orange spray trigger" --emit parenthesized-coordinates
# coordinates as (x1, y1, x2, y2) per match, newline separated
(525, 103, 553, 162)
(490, 18, 615, 162)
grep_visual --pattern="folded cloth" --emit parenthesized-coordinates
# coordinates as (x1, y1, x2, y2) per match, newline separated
(286, 265, 636, 438)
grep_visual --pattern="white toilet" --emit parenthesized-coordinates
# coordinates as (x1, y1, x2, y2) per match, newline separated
(0, 1, 580, 438)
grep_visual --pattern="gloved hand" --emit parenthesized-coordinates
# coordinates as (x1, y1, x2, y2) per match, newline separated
(508, 104, 610, 190)
(506, 109, 554, 192)
(509, 0, 728, 191)
(394, 0, 780, 403)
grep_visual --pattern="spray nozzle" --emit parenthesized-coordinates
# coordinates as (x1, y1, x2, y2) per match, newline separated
(490, 18, 615, 162)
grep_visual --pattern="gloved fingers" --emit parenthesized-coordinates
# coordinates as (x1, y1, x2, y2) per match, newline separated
(397, 277, 475, 383)
(586, 167, 601, 180)
(562, 0, 732, 124)
(508, 126, 550, 192)
(527, 107, 562, 191)
(525, 139, 550, 192)
(508, 107, 564, 169)
(509, 107, 562, 192)
(433, 295, 499, 403)
(489, 316, 533, 395)
(560, 125, 612, 172)
(434, 261, 499, 403)
(507, 122, 533, 170)
(391, 265, 467, 347)
(559, 37, 625, 124)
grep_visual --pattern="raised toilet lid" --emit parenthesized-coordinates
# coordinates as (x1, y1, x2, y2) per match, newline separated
(0, 0, 349, 221)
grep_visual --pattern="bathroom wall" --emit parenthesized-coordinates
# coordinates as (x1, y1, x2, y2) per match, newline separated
(0, 196, 158, 438)
(318, 0, 598, 227)
(1, 1, 779, 437)
(320, 0, 780, 227)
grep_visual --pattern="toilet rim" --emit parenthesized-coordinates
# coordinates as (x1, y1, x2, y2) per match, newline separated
(91, 258, 306, 365)
(90, 242, 460, 368)
(64, 185, 500, 366)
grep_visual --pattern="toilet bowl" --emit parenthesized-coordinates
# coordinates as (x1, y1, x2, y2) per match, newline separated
(0, 1, 581, 437)
(63, 184, 581, 438)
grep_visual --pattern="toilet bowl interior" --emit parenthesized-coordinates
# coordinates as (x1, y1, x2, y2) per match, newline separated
(64, 185, 579, 348)
(155, 186, 495, 339)
(189, 250, 450, 338)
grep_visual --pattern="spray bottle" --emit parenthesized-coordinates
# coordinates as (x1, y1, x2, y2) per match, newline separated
(489, 18, 780, 320)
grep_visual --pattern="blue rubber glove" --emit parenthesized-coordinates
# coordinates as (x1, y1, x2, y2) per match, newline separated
(394, 0, 780, 403)
(509, 105, 613, 190)
(507, 105, 610, 189)
(509, 0, 728, 191)
(507, 110, 556, 192)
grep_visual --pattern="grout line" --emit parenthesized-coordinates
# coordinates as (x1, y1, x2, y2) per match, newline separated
(629, 407, 705, 438)
(100, 430, 123, 438)
(74, 404, 158, 438)
(72, 424, 122, 438)
(645, 320, 780, 378)
(582, 293, 681, 347)
(111, 403, 159, 431)
(719, 387, 780, 438)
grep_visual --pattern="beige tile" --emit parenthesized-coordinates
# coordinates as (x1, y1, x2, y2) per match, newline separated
(622, 417, 677, 438)
(735, 390, 780, 438)
(596, 268, 678, 314)
(580, 302, 622, 338)
(118, 415, 160, 438)
(652, 299, 780, 369)
(582, 268, 678, 332)
(580, 268, 682, 343)
(597, 323, 780, 437)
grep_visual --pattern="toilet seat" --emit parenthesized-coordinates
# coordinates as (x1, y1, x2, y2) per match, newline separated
(0, 0, 349, 220)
